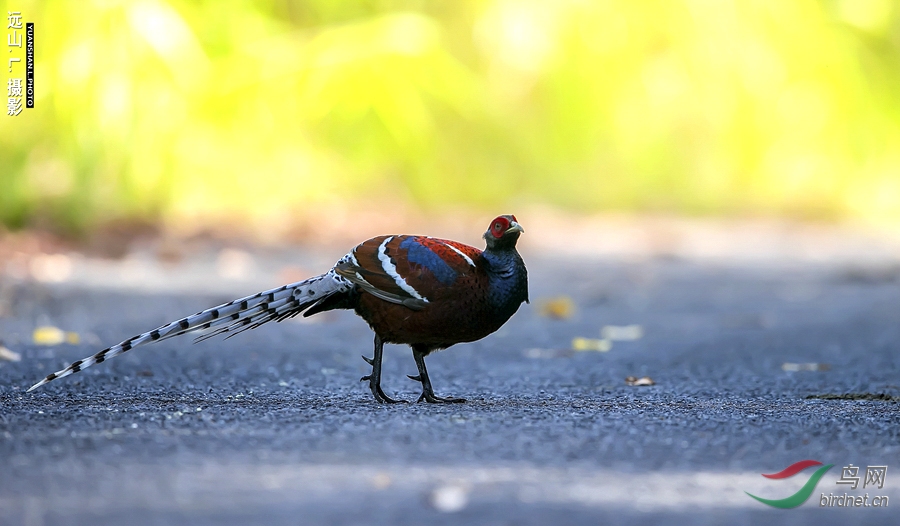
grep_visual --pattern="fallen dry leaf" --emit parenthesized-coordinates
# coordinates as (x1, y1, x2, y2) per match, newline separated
(572, 337, 612, 352)
(782, 362, 830, 372)
(0, 344, 21, 362)
(33, 326, 80, 346)
(537, 296, 575, 319)
(625, 376, 655, 386)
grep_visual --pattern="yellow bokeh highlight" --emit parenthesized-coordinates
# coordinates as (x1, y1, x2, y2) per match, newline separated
(1, 0, 899, 232)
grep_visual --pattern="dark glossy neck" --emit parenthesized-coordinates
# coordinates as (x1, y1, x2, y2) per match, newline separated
(482, 244, 528, 306)
(482, 245, 523, 274)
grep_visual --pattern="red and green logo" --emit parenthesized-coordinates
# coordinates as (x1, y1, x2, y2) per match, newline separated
(746, 460, 834, 509)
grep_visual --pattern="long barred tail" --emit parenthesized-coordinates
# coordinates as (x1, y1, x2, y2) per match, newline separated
(27, 270, 354, 392)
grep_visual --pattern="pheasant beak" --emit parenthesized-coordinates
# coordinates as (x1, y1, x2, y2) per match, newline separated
(506, 222, 524, 235)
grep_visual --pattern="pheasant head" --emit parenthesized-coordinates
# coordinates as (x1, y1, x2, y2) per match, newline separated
(483, 214, 524, 251)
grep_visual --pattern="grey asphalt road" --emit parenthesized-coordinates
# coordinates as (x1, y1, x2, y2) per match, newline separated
(1, 235, 899, 525)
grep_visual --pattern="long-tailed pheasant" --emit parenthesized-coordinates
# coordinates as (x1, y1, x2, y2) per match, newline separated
(28, 215, 529, 403)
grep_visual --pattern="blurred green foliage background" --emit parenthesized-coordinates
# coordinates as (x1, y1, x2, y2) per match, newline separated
(2, 0, 900, 234)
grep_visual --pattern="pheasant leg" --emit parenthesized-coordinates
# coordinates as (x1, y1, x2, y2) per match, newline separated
(360, 335, 405, 403)
(408, 346, 466, 403)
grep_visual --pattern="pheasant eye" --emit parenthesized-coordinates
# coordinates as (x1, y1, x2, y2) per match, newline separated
(494, 223, 502, 230)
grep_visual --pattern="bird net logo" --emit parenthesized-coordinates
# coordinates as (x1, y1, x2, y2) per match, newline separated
(745, 460, 889, 509)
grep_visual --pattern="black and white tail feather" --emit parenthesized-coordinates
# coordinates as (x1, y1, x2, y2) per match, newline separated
(27, 264, 355, 392)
